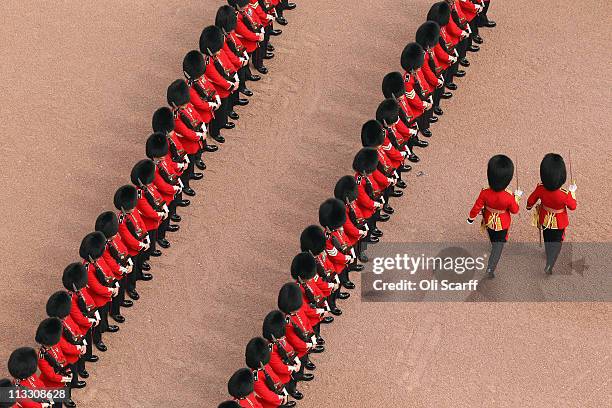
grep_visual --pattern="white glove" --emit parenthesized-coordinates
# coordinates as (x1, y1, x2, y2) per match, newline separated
(267, 14, 274, 21)
(196, 131, 205, 139)
(374, 202, 383, 208)
(61, 375, 73, 383)
(514, 189, 524, 198)
(449, 56, 458, 63)
(568, 184, 577, 193)
(400, 151, 408, 158)
(173, 185, 181, 192)
(184, 156, 190, 164)
(437, 78, 444, 87)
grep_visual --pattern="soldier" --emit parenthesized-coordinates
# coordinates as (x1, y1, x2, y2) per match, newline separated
(45, 292, 89, 388)
(199, 26, 244, 125)
(228, 368, 261, 407)
(277, 283, 324, 374)
(300, 225, 346, 313)
(476, 0, 496, 28)
(229, 0, 268, 74)
(416, 21, 453, 117)
(334, 175, 370, 261)
(426, 2, 464, 90)
(61, 263, 100, 365)
(319, 198, 363, 292)
(468, 155, 522, 278)
(262, 310, 307, 401)
(113, 185, 152, 301)
(445, 0, 478, 64)
(290, 252, 334, 328)
(457, 0, 485, 45)
(526, 154, 577, 274)
(400, 43, 437, 134)
(374, 100, 422, 166)
(145, 133, 181, 244)
(94, 211, 133, 323)
(167, 79, 214, 173)
(353, 148, 390, 246)
(215, 5, 254, 97)
(35, 318, 78, 407)
(79, 232, 119, 351)
(182, 50, 225, 145)
(382, 71, 429, 143)
(245, 337, 295, 408)
(8, 347, 53, 408)
(151, 106, 198, 198)
(249, 0, 279, 65)
(130, 159, 169, 257)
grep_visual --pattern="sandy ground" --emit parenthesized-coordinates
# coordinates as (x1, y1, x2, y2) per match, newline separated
(0, 0, 611, 407)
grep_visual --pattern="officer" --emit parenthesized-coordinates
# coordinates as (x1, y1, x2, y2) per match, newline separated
(467, 155, 522, 278)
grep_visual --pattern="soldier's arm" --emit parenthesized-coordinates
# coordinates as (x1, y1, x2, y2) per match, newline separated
(254, 376, 284, 404)
(174, 119, 201, 142)
(38, 358, 63, 384)
(153, 172, 176, 197)
(565, 189, 577, 210)
(188, 87, 212, 113)
(268, 351, 292, 376)
(102, 249, 121, 278)
(204, 65, 233, 91)
(468, 190, 486, 220)
(59, 337, 80, 359)
(118, 222, 141, 252)
(70, 297, 91, 328)
(87, 268, 111, 296)
(433, 44, 451, 64)
(526, 185, 541, 210)
(235, 19, 261, 42)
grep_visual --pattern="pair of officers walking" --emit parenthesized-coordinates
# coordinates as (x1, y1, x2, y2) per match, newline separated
(468, 154, 578, 277)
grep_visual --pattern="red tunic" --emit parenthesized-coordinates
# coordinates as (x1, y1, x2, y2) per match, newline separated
(85, 259, 114, 308)
(167, 131, 187, 174)
(422, 51, 442, 88)
(325, 230, 349, 273)
(469, 188, 520, 231)
(69, 289, 96, 335)
(297, 279, 325, 326)
(267, 337, 297, 384)
(136, 185, 164, 231)
(188, 76, 218, 123)
(527, 184, 577, 231)
(60, 316, 83, 364)
(433, 44, 452, 70)
(284, 310, 313, 358)
(204, 54, 235, 99)
(173, 104, 204, 155)
(14, 375, 47, 408)
(458, 0, 478, 21)
(354, 173, 380, 218)
(235, 7, 262, 53)
(343, 201, 365, 246)
(153, 157, 179, 204)
(253, 367, 284, 408)
(117, 211, 148, 256)
(102, 235, 129, 280)
(38, 346, 69, 388)
(313, 252, 337, 296)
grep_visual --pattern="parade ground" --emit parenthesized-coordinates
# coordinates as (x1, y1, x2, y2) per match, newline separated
(0, 0, 610, 407)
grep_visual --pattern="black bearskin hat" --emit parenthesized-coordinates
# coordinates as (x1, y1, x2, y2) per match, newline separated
(218, 402, 241, 408)
(8, 347, 38, 380)
(245, 337, 271, 369)
(361, 120, 385, 147)
(277, 282, 303, 314)
(427, 2, 451, 26)
(334, 175, 358, 202)
(227, 368, 254, 399)
(540, 153, 567, 191)
(35, 318, 62, 346)
(183, 50, 206, 80)
(79, 231, 106, 261)
(352, 147, 379, 174)
(382, 72, 406, 98)
(228, 0, 249, 9)
(62, 262, 88, 291)
(487, 155, 514, 192)
(152, 107, 175, 134)
(113, 185, 138, 211)
(199, 25, 225, 56)
(400, 42, 425, 71)
(167, 79, 190, 108)
(130, 159, 156, 186)
(46, 291, 71, 319)
(0, 378, 12, 408)
(300, 225, 326, 254)
(262, 310, 286, 340)
(95, 211, 119, 239)
(290, 252, 317, 281)
(216, 5, 238, 32)
(146, 132, 169, 159)
(416, 21, 440, 49)
(376, 98, 400, 126)
(319, 198, 347, 230)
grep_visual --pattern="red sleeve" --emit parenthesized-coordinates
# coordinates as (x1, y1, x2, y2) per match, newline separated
(469, 190, 486, 219)
(285, 324, 308, 356)
(372, 170, 391, 189)
(102, 249, 121, 279)
(223, 43, 242, 70)
(300, 292, 321, 321)
(356, 181, 376, 211)
(118, 220, 141, 252)
(507, 193, 520, 214)
(268, 350, 291, 378)
(447, 20, 464, 39)
(565, 190, 577, 211)
(253, 373, 283, 405)
(153, 171, 175, 196)
(173, 118, 200, 142)
(205, 64, 233, 91)
(421, 60, 439, 87)
(59, 337, 80, 359)
(38, 358, 63, 384)
(526, 185, 542, 209)
(136, 196, 160, 220)
(433, 44, 450, 64)
(70, 296, 91, 328)
(188, 87, 213, 114)
(235, 19, 261, 42)
(251, 3, 268, 21)
(394, 120, 413, 140)
(87, 265, 111, 297)
(343, 216, 361, 240)
(325, 239, 348, 265)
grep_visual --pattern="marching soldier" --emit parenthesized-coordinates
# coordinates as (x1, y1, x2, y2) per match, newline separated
(526, 154, 577, 274)
(400, 42, 437, 134)
(8, 347, 53, 408)
(228, 368, 261, 407)
(245, 337, 295, 408)
(416, 21, 453, 116)
(61, 263, 99, 365)
(113, 185, 152, 301)
(426, 2, 464, 90)
(79, 232, 119, 351)
(467, 155, 522, 278)
(35, 318, 78, 407)
(151, 107, 198, 197)
(167, 79, 215, 173)
(45, 292, 88, 389)
(130, 159, 169, 256)
(290, 252, 334, 328)
(182, 51, 225, 144)
(94, 211, 133, 323)
(215, 5, 254, 98)
(262, 310, 308, 401)
(334, 175, 370, 261)
(277, 283, 324, 374)
(229, 0, 268, 74)
(299, 225, 346, 312)
(199, 26, 244, 126)
(145, 133, 181, 244)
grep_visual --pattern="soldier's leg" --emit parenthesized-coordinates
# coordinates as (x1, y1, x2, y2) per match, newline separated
(543, 229, 564, 274)
(485, 228, 508, 278)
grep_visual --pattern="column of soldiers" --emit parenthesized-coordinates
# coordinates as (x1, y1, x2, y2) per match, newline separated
(0, 1, 534, 408)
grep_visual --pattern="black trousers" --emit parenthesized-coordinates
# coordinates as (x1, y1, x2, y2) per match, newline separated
(110, 277, 126, 316)
(543, 229, 564, 269)
(457, 38, 468, 60)
(476, 1, 492, 26)
(417, 107, 432, 131)
(126, 253, 145, 291)
(433, 86, 443, 109)
(83, 327, 94, 359)
(238, 66, 248, 92)
(145, 229, 158, 260)
(210, 98, 230, 138)
(486, 228, 508, 272)
(444, 63, 457, 85)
